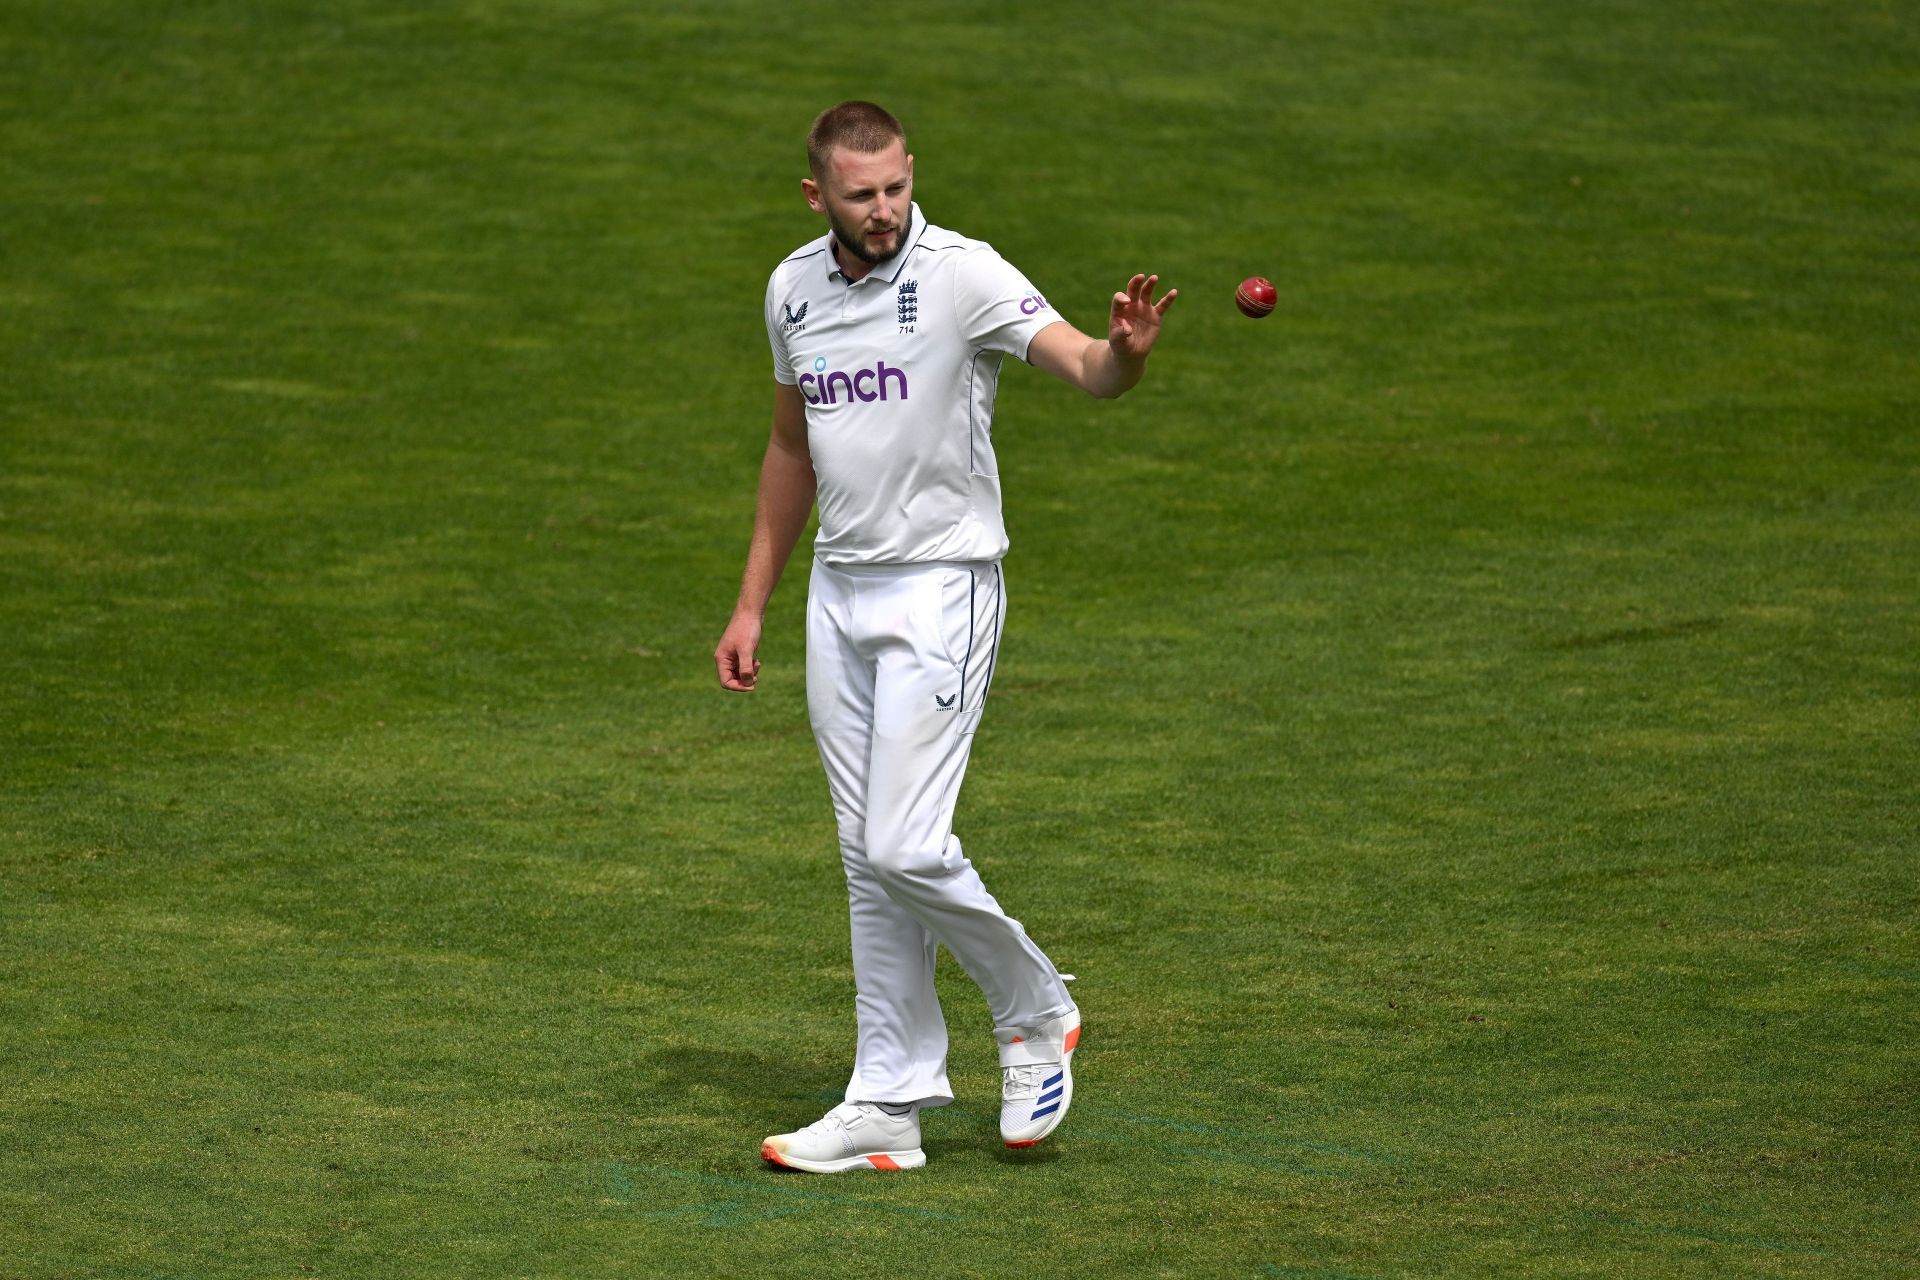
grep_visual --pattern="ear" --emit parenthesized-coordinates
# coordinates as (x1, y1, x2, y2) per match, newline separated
(801, 177, 825, 214)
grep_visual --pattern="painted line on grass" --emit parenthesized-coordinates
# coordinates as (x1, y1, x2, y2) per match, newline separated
(606, 1161, 634, 1201)
(604, 1161, 965, 1224)
(606, 1162, 804, 1229)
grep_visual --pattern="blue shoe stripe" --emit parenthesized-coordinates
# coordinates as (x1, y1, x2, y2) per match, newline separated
(1030, 1102, 1062, 1119)
(1037, 1086, 1064, 1104)
(1043, 1072, 1064, 1088)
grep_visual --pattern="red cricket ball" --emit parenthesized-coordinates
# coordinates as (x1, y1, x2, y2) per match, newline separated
(1236, 276, 1277, 319)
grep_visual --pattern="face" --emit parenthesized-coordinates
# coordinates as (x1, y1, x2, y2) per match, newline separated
(804, 140, 914, 265)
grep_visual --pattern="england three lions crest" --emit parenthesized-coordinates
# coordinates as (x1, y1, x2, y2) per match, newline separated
(897, 280, 917, 331)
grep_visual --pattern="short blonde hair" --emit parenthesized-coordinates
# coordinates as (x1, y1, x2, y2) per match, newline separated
(806, 101, 907, 180)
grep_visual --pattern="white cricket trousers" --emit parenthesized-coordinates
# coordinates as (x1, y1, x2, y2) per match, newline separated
(806, 557, 1075, 1108)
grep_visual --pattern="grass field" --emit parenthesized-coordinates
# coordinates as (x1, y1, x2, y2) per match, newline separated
(4, 1, 1917, 1276)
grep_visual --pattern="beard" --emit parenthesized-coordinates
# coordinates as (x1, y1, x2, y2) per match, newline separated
(830, 206, 912, 265)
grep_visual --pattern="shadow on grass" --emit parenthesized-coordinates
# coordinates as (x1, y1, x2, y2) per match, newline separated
(991, 1143, 1065, 1167)
(635, 1042, 843, 1130)
(932, 1101, 1066, 1166)
(632, 1049, 1076, 1169)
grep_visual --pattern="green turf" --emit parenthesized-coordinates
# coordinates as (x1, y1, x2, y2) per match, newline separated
(3, 1, 1916, 1276)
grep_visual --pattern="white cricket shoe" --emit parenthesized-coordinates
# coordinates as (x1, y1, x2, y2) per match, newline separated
(760, 1102, 926, 1173)
(997, 1006, 1082, 1148)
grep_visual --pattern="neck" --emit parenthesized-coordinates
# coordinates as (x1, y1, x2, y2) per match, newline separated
(832, 236, 877, 283)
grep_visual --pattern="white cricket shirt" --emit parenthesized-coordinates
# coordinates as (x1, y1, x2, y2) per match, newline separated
(763, 204, 1061, 566)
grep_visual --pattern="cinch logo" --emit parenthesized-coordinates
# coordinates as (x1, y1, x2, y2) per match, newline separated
(799, 355, 910, 406)
(1018, 293, 1049, 316)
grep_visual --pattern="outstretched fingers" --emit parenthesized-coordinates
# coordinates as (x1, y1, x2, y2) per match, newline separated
(1120, 274, 1175, 311)
(1111, 273, 1176, 344)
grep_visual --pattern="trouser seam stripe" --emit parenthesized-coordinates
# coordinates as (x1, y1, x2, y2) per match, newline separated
(975, 564, 1005, 708)
(958, 569, 976, 711)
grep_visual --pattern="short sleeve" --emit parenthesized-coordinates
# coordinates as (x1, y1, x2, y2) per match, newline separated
(764, 272, 797, 385)
(951, 249, 1058, 361)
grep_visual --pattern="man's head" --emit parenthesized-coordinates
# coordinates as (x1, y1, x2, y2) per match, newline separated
(802, 101, 913, 268)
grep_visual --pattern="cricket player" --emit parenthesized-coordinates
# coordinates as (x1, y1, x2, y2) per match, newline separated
(714, 101, 1175, 1173)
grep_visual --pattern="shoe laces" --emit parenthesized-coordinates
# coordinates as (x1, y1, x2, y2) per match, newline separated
(803, 1103, 866, 1135)
(805, 1102, 910, 1135)
(1002, 1063, 1051, 1102)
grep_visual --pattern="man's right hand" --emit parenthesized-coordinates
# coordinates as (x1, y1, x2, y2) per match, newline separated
(715, 613, 764, 691)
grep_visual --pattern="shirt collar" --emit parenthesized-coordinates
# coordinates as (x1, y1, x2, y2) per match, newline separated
(824, 203, 927, 284)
